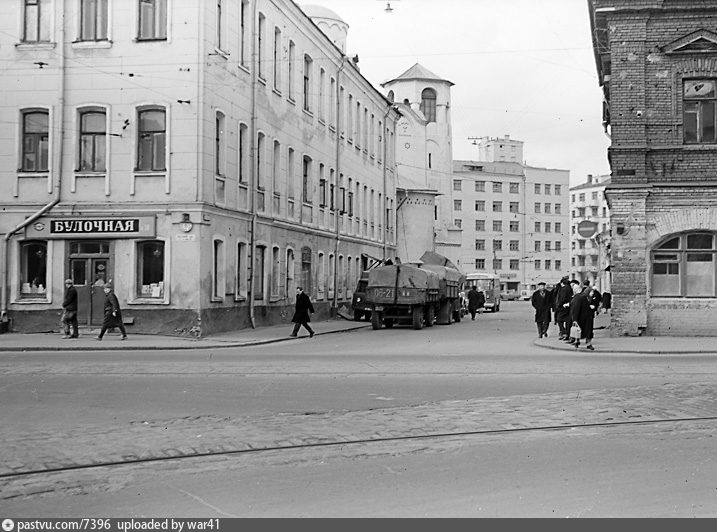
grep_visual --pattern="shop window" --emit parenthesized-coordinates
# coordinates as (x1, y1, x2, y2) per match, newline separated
(21, 110, 49, 172)
(20, 240, 47, 298)
(137, 240, 164, 298)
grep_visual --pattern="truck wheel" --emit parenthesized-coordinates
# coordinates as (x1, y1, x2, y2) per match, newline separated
(371, 310, 382, 330)
(453, 307, 462, 323)
(424, 306, 434, 327)
(412, 307, 424, 330)
(353, 310, 363, 321)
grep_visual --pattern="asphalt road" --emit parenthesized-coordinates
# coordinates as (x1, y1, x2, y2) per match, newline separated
(2, 302, 717, 516)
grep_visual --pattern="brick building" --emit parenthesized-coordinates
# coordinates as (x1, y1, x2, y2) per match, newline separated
(590, 0, 717, 336)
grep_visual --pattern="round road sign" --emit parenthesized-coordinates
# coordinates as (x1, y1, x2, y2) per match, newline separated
(577, 220, 598, 238)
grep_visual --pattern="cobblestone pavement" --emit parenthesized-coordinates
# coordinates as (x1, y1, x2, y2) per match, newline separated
(3, 381, 717, 499)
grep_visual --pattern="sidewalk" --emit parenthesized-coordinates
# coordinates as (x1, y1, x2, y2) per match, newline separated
(0, 317, 370, 352)
(534, 311, 717, 354)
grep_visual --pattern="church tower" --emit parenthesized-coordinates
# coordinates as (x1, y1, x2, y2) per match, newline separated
(382, 64, 461, 266)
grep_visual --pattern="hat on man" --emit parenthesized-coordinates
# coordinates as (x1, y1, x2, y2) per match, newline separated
(560, 275, 569, 282)
(104, 283, 113, 289)
(64, 278, 73, 284)
(537, 282, 546, 286)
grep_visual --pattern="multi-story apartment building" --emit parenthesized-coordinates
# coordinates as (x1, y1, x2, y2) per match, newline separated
(590, 0, 717, 336)
(0, 1, 398, 335)
(569, 174, 611, 291)
(453, 136, 570, 294)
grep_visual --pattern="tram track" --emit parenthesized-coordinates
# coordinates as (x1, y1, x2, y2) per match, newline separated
(3, 414, 717, 481)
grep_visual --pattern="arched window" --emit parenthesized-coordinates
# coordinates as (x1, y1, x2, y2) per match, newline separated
(386, 90, 394, 103)
(420, 88, 437, 123)
(651, 232, 717, 297)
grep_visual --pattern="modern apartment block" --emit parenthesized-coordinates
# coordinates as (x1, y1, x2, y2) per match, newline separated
(569, 174, 612, 292)
(0, 1, 398, 335)
(453, 136, 570, 294)
(590, 0, 717, 336)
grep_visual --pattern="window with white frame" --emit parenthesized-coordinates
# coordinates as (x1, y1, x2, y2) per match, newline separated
(652, 232, 717, 297)
(475, 200, 485, 212)
(213, 239, 225, 300)
(80, 0, 108, 41)
(257, 13, 266, 79)
(23, 0, 52, 43)
(510, 221, 519, 232)
(137, 240, 165, 298)
(272, 26, 282, 90)
(303, 55, 313, 112)
(475, 258, 485, 270)
(253, 245, 266, 300)
(302, 155, 311, 204)
(509, 182, 519, 194)
(138, 0, 167, 41)
(475, 181, 485, 192)
(271, 246, 280, 296)
(21, 110, 49, 172)
(287, 40, 295, 100)
(78, 108, 106, 173)
(492, 182, 502, 193)
(273, 139, 280, 197)
(256, 132, 265, 190)
(475, 239, 485, 251)
(509, 240, 519, 251)
(236, 242, 248, 299)
(684, 80, 717, 144)
(136, 107, 166, 171)
(240, 0, 249, 66)
(238, 123, 248, 183)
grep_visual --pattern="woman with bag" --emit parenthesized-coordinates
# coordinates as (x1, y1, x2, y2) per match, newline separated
(569, 280, 595, 350)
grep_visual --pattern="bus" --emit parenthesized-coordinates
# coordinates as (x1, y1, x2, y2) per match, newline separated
(464, 272, 502, 312)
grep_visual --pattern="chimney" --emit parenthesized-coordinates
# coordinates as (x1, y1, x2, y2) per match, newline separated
(587, 174, 593, 184)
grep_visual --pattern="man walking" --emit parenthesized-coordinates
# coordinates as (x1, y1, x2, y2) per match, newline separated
(61, 278, 79, 339)
(290, 286, 315, 338)
(466, 285, 485, 320)
(554, 276, 573, 341)
(530, 282, 552, 338)
(96, 284, 127, 341)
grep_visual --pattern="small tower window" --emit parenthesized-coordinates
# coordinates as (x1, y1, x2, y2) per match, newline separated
(420, 88, 437, 123)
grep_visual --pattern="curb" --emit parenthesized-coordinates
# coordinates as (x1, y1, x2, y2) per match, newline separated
(532, 338, 717, 355)
(0, 324, 371, 352)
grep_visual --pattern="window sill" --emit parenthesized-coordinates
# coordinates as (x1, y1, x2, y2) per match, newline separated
(75, 172, 106, 178)
(258, 76, 267, 86)
(234, 296, 247, 302)
(15, 42, 56, 50)
(18, 172, 49, 178)
(134, 38, 168, 43)
(287, 97, 296, 106)
(272, 88, 282, 98)
(127, 298, 169, 305)
(15, 297, 49, 304)
(134, 171, 166, 178)
(212, 48, 230, 59)
(238, 64, 251, 75)
(302, 109, 314, 118)
(72, 40, 112, 49)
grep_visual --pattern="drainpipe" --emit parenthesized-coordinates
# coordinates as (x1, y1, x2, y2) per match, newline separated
(331, 56, 347, 314)
(1, 0, 66, 324)
(195, 3, 205, 202)
(381, 104, 394, 262)
(247, 0, 259, 328)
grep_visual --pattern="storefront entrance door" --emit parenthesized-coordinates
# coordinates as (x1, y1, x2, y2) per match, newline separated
(68, 241, 111, 326)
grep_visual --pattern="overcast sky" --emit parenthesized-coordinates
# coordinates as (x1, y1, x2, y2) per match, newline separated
(308, 0, 611, 187)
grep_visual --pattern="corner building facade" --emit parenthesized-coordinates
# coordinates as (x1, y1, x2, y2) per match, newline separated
(590, 0, 717, 336)
(0, 1, 398, 335)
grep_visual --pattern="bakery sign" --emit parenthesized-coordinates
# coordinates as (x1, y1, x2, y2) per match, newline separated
(26, 216, 156, 239)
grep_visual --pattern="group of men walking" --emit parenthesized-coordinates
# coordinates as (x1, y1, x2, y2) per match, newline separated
(531, 276, 605, 350)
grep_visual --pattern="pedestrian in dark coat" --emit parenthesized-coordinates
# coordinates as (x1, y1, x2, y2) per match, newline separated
(554, 277, 573, 341)
(530, 282, 552, 338)
(290, 286, 315, 337)
(466, 286, 485, 320)
(569, 282, 595, 350)
(96, 284, 127, 341)
(583, 280, 602, 315)
(61, 278, 79, 339)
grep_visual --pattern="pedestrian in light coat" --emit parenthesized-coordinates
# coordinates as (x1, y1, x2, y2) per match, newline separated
(290, 286, 315, 338)
(530, 282, 552, 338)
(96, 284, 127, 341)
